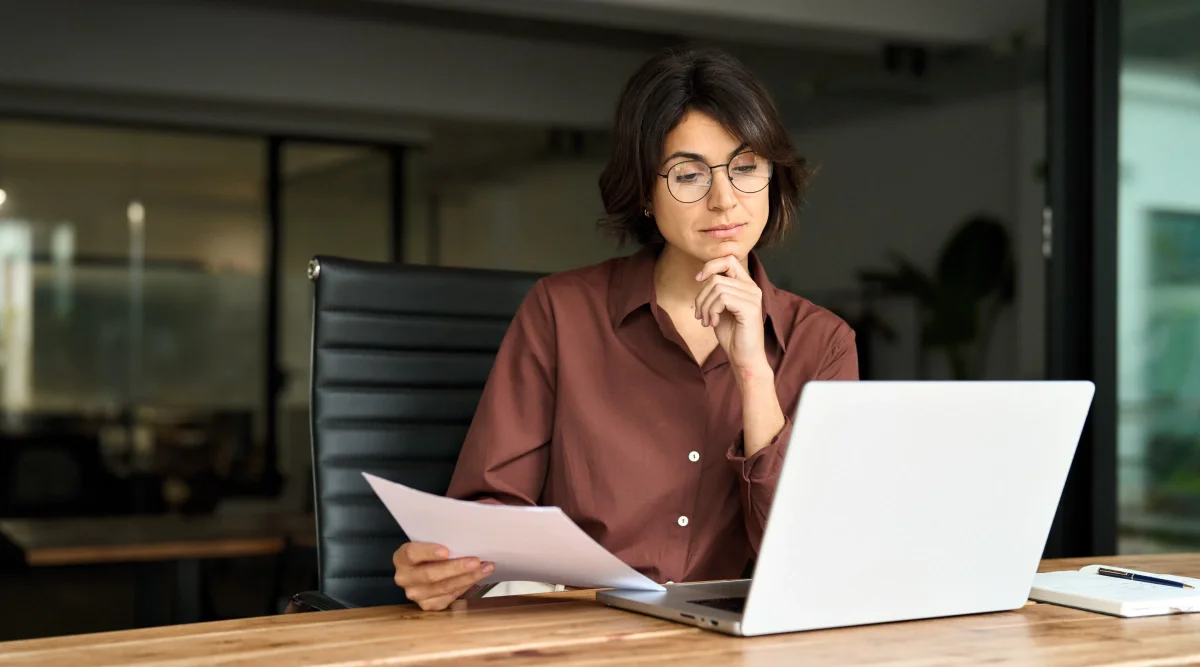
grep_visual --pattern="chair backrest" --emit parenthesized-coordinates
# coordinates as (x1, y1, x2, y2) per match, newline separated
(307, 255, 542, 608)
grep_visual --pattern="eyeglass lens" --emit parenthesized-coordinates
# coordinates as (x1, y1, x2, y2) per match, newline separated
(666, 152, 772, 203)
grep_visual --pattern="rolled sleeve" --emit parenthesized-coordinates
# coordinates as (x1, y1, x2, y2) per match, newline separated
(728, 415, 793, 482)
(726, 325, 858, 552)
(726, 414, 793, 549)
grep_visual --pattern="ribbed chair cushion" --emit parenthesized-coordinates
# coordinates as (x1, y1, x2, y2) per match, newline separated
(307, 255, 541, 608)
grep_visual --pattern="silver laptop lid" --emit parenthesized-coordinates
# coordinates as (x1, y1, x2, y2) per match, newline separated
(741, 380, 1094, 636)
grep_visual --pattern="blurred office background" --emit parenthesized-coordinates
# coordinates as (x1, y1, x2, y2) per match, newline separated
(0, 0, 1194, 640)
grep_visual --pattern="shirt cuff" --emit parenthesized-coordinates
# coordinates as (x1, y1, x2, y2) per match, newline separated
(725, 414, 792, 483)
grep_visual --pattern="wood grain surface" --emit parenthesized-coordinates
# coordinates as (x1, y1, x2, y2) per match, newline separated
(1, 553, 1198, 666)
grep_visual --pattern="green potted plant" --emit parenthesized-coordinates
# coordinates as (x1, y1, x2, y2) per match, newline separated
(856, 213, 1015, 380)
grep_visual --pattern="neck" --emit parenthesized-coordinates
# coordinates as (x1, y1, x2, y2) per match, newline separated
(653, 243, 748, 308)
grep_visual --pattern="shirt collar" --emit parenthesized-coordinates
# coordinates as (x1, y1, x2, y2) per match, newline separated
(608, 244, 790, 351)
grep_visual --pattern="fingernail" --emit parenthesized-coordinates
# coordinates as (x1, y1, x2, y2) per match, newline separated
(465, 559, 479, 570)
(482, 562, 495, 574)
(695, 272, 703, 280)
(435, 548, 449, 559)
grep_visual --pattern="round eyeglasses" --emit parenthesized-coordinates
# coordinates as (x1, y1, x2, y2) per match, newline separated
(657, 151, 773, 203)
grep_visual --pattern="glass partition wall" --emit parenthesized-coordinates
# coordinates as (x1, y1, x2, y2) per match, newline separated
(0, 119, 398, 518)
(1116, 0, 1200, 553)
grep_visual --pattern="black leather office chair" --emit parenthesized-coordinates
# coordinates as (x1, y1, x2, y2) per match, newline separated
(288, 255, 542, 611)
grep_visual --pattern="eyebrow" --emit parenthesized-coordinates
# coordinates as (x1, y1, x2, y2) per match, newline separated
(662, 142, 750, 166)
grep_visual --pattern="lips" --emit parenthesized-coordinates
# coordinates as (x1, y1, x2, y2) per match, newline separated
(701, 223, 746, 239)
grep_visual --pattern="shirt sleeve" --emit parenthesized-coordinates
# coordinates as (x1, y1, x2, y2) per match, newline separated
(726, 325, 859, 551)
(445, 279, 556, 507)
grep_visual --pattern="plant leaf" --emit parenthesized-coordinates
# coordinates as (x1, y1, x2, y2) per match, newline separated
(857, 255, 938, 309)
(935, 214, 1014, 301)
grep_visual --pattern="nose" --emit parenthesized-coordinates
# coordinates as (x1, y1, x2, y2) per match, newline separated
(706, 166, 738, 212)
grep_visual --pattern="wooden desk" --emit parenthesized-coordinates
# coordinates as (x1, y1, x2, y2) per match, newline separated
(0, 513, 315, 627)
(2, 553, 1200, 665)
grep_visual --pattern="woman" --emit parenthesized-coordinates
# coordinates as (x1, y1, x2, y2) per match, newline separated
(393, 44, 858, 610)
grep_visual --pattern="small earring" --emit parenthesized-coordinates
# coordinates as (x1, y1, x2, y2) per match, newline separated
(644, 208, 653, 217)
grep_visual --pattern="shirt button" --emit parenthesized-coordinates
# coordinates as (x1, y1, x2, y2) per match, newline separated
(677, 516, 689, 527)
(688, 451, 700, 462)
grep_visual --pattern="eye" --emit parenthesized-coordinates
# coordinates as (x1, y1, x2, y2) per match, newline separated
(670, 161, 709, 184)
(730, 153, 762, 174)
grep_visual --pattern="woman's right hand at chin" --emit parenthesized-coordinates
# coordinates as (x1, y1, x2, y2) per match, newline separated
(392, 541, 494, 610)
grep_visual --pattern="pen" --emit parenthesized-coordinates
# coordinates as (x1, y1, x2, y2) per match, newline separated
(1097, 567, 1194, 589)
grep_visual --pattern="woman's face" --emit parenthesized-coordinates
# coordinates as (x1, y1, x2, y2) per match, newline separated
(651, 110, 772, 263)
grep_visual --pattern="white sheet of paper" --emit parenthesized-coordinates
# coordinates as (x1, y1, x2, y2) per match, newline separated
(363, 473, 664, 592)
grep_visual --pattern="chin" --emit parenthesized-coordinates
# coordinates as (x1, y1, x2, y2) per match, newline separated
(693, 239, 750, 262)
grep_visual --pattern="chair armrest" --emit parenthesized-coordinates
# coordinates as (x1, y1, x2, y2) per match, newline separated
(285, 591, 351, 613)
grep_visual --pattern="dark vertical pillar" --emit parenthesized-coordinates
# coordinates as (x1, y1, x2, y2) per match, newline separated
(264, 137, 283, 494)
(389, 146, 406, 263)
(1044, 0, 1119, 558)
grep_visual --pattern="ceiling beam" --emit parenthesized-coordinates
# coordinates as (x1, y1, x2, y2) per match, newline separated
(365, 0, 1045, 51)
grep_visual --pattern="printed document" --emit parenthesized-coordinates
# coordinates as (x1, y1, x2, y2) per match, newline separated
(364, 473, 664, 592)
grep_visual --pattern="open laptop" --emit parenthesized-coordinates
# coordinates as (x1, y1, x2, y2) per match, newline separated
(597, 380, 1095, 637)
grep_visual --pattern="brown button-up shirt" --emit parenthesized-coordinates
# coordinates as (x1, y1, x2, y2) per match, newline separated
(446, 244, 858, 584)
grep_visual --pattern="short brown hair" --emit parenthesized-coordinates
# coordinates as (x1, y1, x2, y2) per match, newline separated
(598, 44, 812, 248)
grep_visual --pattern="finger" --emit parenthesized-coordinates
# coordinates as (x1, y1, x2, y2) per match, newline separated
(697, 255, 750, 282)
(700, 284, 759, 327)
(395, 555, 478, 588)
(396, 542, 450, 567)
(695, 255, 738, 281)
(693, 275, 734, 321)
(431, 563, 494, 596)
(416, 584, 474, 612)
(706, 298, 728, 328)
(417, 556, 486, 585)
(415, 592, 459, 612)
(408, 563, 494, 607)
(706, 291, 761, 329)
(694, 276, 758, 324)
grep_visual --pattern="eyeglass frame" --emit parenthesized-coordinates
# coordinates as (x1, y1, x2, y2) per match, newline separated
(655, 151, 773, 204)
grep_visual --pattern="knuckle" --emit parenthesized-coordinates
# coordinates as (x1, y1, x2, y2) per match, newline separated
(439, 577, 465, 594)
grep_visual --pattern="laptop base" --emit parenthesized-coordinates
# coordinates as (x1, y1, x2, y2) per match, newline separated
(596, 580, 751, 636)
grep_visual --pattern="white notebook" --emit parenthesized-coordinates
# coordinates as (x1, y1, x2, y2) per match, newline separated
(1030, 565, 1200, 617)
